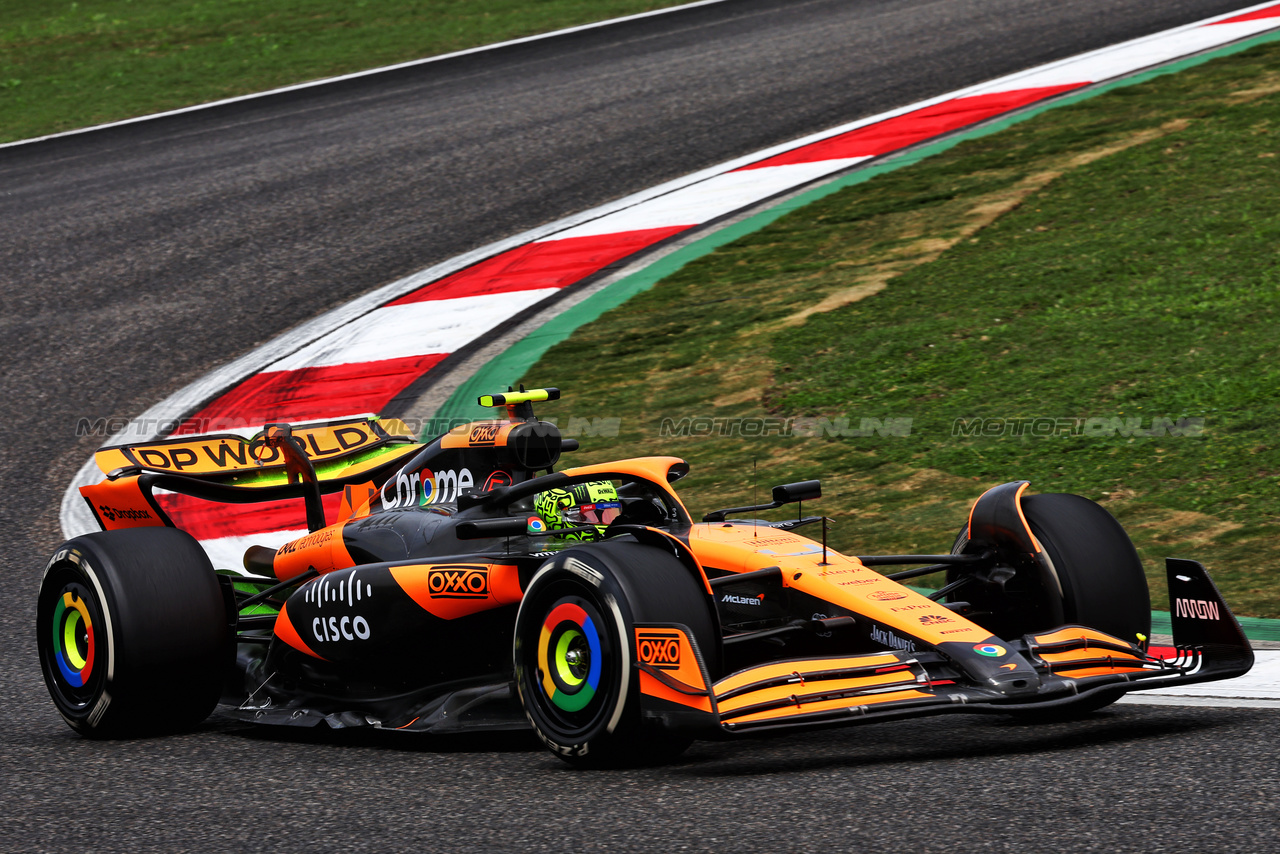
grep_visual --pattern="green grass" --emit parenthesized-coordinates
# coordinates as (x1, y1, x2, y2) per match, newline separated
(0, 0, 691, 143)
(520, 41, 1280, 617)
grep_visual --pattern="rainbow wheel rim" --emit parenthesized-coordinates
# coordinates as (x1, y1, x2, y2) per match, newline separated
(538, 601, 603, 713)
(51, 589, 96, 688)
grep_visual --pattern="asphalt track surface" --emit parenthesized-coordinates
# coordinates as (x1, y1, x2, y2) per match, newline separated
(3, 1, 1277, 850)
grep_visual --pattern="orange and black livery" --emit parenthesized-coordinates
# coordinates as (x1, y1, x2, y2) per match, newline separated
(37, 388, 1254, 766)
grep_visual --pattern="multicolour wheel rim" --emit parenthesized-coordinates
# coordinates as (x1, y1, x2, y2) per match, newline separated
(50, 586, 96, 689)
(538, 600, 603, 713)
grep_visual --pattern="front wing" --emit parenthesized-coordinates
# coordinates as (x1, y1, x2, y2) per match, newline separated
(635, 558, 1255, 735)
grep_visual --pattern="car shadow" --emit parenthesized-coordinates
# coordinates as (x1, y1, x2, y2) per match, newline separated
(665, 706, 1255, 777)
(37, 702, 1259, 772)
(210, 715, 544, 754)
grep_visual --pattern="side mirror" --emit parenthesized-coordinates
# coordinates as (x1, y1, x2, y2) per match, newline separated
(772, 480, 821, 504)
(703, 479, 822, 522)
(507, 421, 564, 472)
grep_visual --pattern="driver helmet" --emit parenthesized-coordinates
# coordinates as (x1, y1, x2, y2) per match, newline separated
(534, 481, 621, 541)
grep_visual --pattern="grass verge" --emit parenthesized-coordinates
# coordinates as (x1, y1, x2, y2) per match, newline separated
(519, 40, 1280, 617)
(0, 0, 692, 144)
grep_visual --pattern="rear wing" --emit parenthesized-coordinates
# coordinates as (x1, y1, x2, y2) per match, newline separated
(81, 417, 423, 532)
(92, 417, 418, 481)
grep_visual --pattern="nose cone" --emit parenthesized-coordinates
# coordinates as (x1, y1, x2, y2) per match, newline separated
(939, 638, 1042, 697)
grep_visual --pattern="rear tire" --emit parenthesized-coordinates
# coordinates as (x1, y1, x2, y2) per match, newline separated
(513, 540, 718, 768)
(37, 528, 230, 737)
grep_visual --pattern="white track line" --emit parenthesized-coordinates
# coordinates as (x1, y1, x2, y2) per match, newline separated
(1120, 650, 1280, 708)
(266, 290, 559, 372)
(0, 0, 732, 150)
(550, 159, 870, 238)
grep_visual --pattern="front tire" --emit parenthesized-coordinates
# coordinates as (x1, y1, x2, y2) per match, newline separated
(1022, 493, 1150, 642)
(37, 528, 230, 737)
(953, 492, 1149, 717)
(952, 493, 1149, 642)
(1022, 493, 1149, 717)
(513, 540, 718, 768)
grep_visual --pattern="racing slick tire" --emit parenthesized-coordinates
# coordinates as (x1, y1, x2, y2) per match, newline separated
(951, 493, 1150, 641)
(1022, 493, 1151, 643)
(37, 528, 230, 737)
(954, 493, 1149, 716)
(514, 539, 718, 768)
(1022, 493, 1150, 716)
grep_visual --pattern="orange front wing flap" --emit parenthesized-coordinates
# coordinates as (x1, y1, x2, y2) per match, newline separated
(722, 690, 939, 727)
(712, 651, 942, 728)
(1025, 626, 1168, 679)
(711, 652, 903, 698)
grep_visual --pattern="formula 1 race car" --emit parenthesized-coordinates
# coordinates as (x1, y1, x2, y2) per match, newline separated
(39, 388, 1255, 766)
